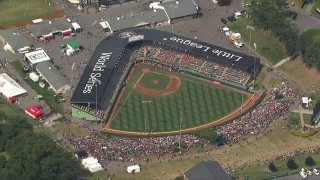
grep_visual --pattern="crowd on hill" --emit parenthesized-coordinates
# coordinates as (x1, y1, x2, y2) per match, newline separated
(216, 80, 298, 143)
(65, 134, 209, 167)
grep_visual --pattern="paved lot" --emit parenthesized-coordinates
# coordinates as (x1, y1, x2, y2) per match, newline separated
(275, 173, 320, 180)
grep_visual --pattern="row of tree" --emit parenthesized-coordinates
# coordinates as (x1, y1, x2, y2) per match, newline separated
(250, 0, 320, 70)
(268, 156, 316, 172)
(251, 0, 299, 56)
(0, 112, 90, 180)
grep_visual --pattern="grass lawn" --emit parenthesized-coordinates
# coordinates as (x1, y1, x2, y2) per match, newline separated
(110, 65, 248, 132)
(139, 72, 171, 90)
(235, 151, 320, 179)
(54, 123, 90, 137)
(303, 113, 313, 125)
(89, 170, 109, 180)
(228, 18, 287, 64)
(11, 61, 64, 114)
(279, 57, 320, 94)
(0, 97, 23, 118)
(0, 0, 59, 27)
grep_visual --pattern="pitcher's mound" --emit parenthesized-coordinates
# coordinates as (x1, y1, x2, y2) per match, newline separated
(142, 68, 151, 73)
(152, 80, 159, 84)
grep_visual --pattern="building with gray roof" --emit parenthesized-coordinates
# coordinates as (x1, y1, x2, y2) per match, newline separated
(35, 61, 71, 94)
(161, 0, 199, 22)
(0, 29, 32, 53)
(27, 19, 73, 39)
(104, 0, 199, 33)
(184, 161, 232, 180)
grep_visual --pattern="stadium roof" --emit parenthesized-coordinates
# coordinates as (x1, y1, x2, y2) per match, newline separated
(71, 28, 260, 104)
(0, 29, 32, 50)
(184, 161, 232, 180)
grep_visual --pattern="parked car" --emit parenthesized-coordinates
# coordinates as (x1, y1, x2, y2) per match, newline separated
(227, 16, 237, 22)
(221, 18, 227, 24)
(307, 169, 313, 176)
(299, 170, 308, 179)
(313, 168, 320, 175)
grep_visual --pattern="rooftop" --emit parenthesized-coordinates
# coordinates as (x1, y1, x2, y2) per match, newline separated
(0, 29, 32, 49)
(161, 0, 198, 19)
(27, 19, 73, 37)
(184, 161, 232, 180)
(107, 9, 168, 32)
(35, 61, 70, 92)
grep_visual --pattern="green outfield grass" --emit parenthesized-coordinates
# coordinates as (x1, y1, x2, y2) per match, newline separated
(139, 72, 170, 90)
(110, 65, 248, 132)
(0, 0, 59, 27)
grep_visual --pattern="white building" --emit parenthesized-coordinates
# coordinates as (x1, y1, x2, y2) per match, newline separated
(0, 73, 27, 98)
(24, 49, 51, 67)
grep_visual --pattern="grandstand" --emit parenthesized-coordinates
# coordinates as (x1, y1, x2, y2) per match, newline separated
(70, 29, 261, 122)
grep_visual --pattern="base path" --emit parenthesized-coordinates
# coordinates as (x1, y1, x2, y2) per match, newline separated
(134, 76, 181, 96)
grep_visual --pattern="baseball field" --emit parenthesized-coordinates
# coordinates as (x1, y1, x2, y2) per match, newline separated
(106, 64, 250, 133)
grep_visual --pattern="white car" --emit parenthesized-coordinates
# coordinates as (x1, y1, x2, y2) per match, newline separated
(313, 168, 320, 175)
(307, 169, 313, 176)
(299, 170, 308, 179)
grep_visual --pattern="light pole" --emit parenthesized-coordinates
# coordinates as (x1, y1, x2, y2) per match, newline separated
(246, 25, 255, 89)
(170, 4, 178, 33)
(142, 99, 152, 133)
(70, 62, 75, 92)
(94, 78, 102, 122)
(179, 110, 183, 149)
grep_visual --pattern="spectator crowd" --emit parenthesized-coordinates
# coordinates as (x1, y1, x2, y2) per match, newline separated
(65, 134, 209, 168)
(217, 80, 298, 143)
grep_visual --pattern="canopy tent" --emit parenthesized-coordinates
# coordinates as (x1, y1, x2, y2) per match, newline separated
(81, 157, 103, 173)
(0, 73, 27, 98)
(25, 104, 43, 119)
(67, 40, 81, 50)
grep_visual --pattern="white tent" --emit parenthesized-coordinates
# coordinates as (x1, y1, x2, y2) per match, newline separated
(88, 163, 103, 173)
(82, 157, 98, 167)
(29, 72, 39, 82)
(127, 165, 141, 173)
(0, 73, 27, 98)
(81, 157, 103, 173)
(301, 97, 312, 107)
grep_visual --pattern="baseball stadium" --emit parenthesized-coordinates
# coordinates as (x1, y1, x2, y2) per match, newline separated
(70, 29, 261, 135)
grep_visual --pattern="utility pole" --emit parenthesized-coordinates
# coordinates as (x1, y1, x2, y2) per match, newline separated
(179, 110, 182, 150)
(142, 100, 152, 133)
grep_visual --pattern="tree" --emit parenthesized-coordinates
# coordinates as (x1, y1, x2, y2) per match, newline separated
(287, 158, 298, 169)
(268, 162, 278, 172)
(305, 156, 316, 166)
(214, 132, 224, 147)
(251, 0, 299, 55)
(0, 116, 91, 179)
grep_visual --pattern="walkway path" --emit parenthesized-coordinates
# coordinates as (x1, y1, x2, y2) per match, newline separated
(273, 57, 291, 68)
